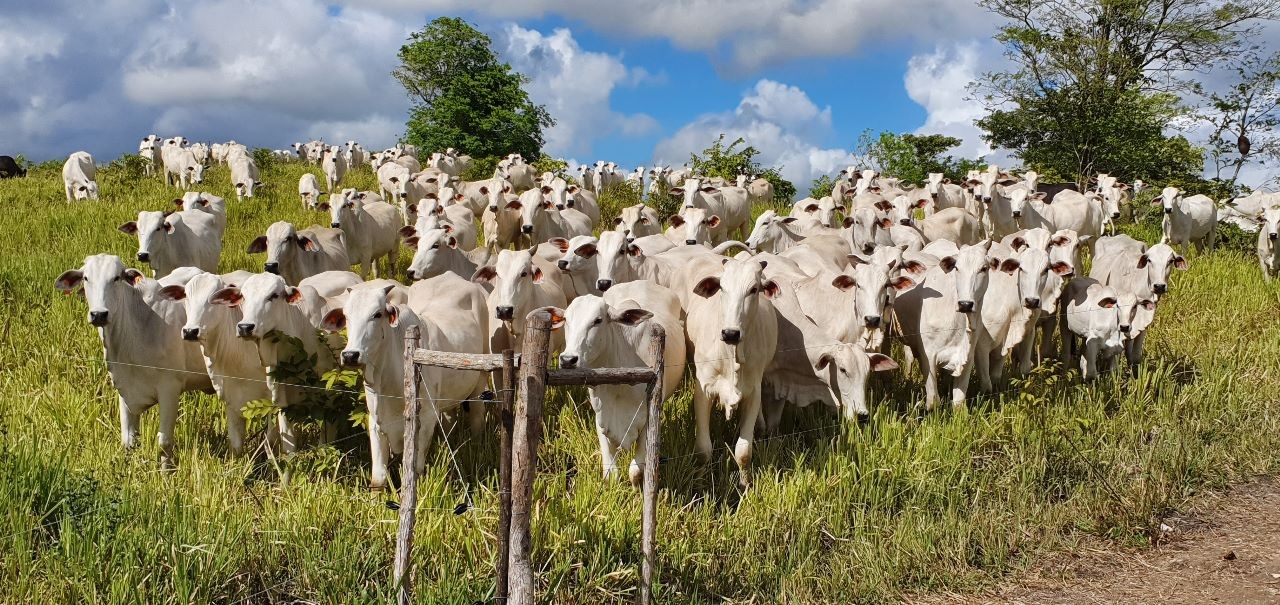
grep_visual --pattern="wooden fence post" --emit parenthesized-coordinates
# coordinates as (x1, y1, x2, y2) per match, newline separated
(496, 349, 516, 602)
(394, 326, 422, 605)
(508, 310, 553, 605)
(639, 325, 665, 605)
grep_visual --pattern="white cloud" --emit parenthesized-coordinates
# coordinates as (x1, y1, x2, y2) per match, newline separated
(903, 42, 1002, 161)
(653, 79, 852, 192)
(343, 0, 985, 73)
(495, 24, 658, 158)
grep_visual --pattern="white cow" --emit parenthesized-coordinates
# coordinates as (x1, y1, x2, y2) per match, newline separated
(1059, 277, 1125, 381)
(406, 187, 479, 251)
(557, 281, 686, 484)
(917, 207, 983, 245)
(613, 204, 662, 241)
(229, 154, 260, 200)
(509, 186, 593, 245)
(495, 155, 537, 191)
(247, 222, 350, 285)
(63, 151, 99, 200)
(323, 275, 489, 489)
(673, 178, 751, 243)
(157, 270, 268, 453)
(1088, 235, 1177, 370)
(119, 209, 223, 277)
(1258, 205, 1280, 281)
(322, 146, 348, 192)
(177, 191, 227, 233)
(403, 227, 492, 281)
(139, 135, 161, 176)
(377, 161, 412, 201)
(972, 243, 1053, 392)
(472, 247, 567, 354)
(299, 173, 322, 209)
(686, 258, 779, 487)
(55, 255, 211, 466)
(790, 196, 843, 228)
(163, 148, 204, 190)
(323, 192, 401, 278)
(1156, 186, 1217, 253)
(667, 206, 723, 248)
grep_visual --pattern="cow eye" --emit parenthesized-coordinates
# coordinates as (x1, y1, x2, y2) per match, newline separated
(373, 311, 382, 319)
(592, 317, 602, 325)
(267, 293, 279, 301)
(749, 287, 758, 294)
(521, 271, 528, 277)
(431, 243, 440, 249)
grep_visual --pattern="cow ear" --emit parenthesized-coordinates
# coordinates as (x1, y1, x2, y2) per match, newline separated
(247, 236, 268, 254)
(877, 218, 892, 229)
(1098, 297, 1117, 309)
(611, 308, 653, 325)
(1136, 254, 1150, 268)
(54, 270, 84, 293)
(531, 267, 544, 283)
(1173, 256, 1188, 270)
(842, 216, 856, 228)
(404, 236, 419, 249)
(804, 204, 819, 213)
(118, 221, 138, 235)
(157, 285, 186, 300)
(576, 243, 598, 258)
(913, 198, 928, 209)
(505, 200, 523, 210)
(478, 186, 489, 195)
(707, 215, 721, 228)
(399, 225, 416, 238)
(612, 217, 624, 226)
(1010, 237, 1027, 251)
(831, 274, 856, 291)
(998, 258, 1021, 274)
(626, 244, 643, 258)
(868, 353, 899, 372)
(668, 187, 684, 196)
(890, 276, 916, 292)
(171, 198, 184, 208)
(210, 287, 242, 307)
(939, 256, 958, 273)
(122, 269, 144, 285)
(780, 216, 799, 224)
(847, 254, 869, 266)
(318, 202, 330, 211)
(667, 215, 685, 227)
(815, 353, 834, 371)
(693, 276, 721, 298)
(321, 308, 347, 332)
(1031, 192, 1047, 200)
(874, 201, 892, 211)
(1141, 300, 1156, 310)
(386, 305, 400, 327)
(297, 236, 318, 251)
(471, 265, 497, 284)
(760, 280, 781, 299)
(447, 236, 458, 249)
(549, 237, 569, 253)
(163, 221, 175, 234)
(285, 287, 304, 304)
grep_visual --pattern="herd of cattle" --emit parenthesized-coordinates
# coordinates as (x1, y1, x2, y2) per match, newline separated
(26, 134, 1280, 490)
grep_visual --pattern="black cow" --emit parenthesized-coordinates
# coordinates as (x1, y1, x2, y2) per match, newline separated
(1039, 182, 1078, 201)
(0, 156, 25, 179)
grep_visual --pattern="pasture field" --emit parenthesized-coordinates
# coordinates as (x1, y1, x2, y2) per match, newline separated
(2, 159, 1279, 604)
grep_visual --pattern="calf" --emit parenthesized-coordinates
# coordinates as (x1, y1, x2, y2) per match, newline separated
(62, 151, 99, 200)
(55, 255, 211, 466)
(790, 196, 843, 228)
(972, 243, 1055, 392)
(472, 248, 567, 354)
(1059, 278, 1125, 381)
(323, 275, 489, 489)
(377, 161, 412, 202)
(323, 192, 401, 278)
(686, 258, 779, 487)
(157, 270, 269, 453)
(1088, 235, 1174, 370)
(1156, 186, 1217, 254)
(1258, 205, 1280, 281)
(229, 155, 260, 200)
(177, 192, 227, 232)
(137, 137, 159, 176)
(298, 173, 322, 209)
(164, 149, 204, 190)
(247, 222, 350, 285)
(119, 209, 223, 277)
(557, 282, 686, 484)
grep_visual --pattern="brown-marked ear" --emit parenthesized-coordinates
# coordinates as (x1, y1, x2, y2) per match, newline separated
(118, 221, 138, 235)
(815, 353, 834, 371)
(804, 204, 819, 213)
(1141, 300, 1156, 310)
(1098, 297, 1117, 309)
(297, 236, 319, 251)
(1136, 254, 1150, 268)
(172, 198, 184, 208)
(386, 305, 400, 327)
(847, 254, 869, 267)
(404, 236, 419, 249)
(447, 236, 457, 249)
(842, 216, 856, 228)
(890, 276, 916, 291)
(760, 280, 780, 299)
(1010, 237, 1027, 251)
(318, 202, 331, 211)
(693, 276, 721, 298)
(54, 270, 84, 293)
(668, 187, 684, 196)
(1173, 256, 1188, 270)
(540, 185, 552, 194)
(399, 226, 416, 238)
(285, 287, 303, 304)
(478, 186, 489, 195)
(321, 308, 346, 332)
(667, 215, 685, 227)
(939, 256, 957, 273)
(626, 244, 643, 258)
(868, 353, 899, 372)
(247, 235, 268, 253)
(612, 308, 653, 325)
(831, 274, 856, 291)
(575, 243, 598, 258)
(471, 266, 498, 284)
(998, 258, 1021, 274)
(210, 287, 243, 307)
(123, 269, 144, 285)
(1051, 261, 1073, 276)
(531, 267, 544, 283)
(157, 285, 186, 300)
(707, 215, 721, 228)
(505, 200, 522, 210)
(548, 237, 569, 252)
(874, 201, 892, 211)
(877, 218, 892, 229)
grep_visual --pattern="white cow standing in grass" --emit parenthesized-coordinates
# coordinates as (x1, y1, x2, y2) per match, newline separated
(63, 151, 99, 200)
(1156, 186, 1217, 254)
(1258, 205, 1280, 281)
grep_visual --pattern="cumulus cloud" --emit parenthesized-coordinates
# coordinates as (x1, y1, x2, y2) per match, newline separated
(903, 42, 1003, 161)
(343, 0, 985, 73)
(652, 79, 852, 191)
(494, 24, 659, 158)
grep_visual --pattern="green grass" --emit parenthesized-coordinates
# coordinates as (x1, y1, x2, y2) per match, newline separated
(2, 160, 1279, 604)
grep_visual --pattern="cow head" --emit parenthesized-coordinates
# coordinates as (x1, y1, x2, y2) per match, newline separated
(55, 254, 144, 326)
(692, 258, 779, 345)
(557, 296, 653, 370)
(212, 272, 304, 339)
(324, 284, 404, 367)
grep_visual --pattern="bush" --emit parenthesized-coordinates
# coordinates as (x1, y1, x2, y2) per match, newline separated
(252, 148, 277, 172)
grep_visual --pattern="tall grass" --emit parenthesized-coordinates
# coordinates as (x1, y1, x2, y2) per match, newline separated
(1, 160, 1278, 603)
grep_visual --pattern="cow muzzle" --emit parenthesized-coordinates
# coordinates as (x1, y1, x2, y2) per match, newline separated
(340, 350, 361, 366)
(596, 279, 613, 291)
(558, 354, 578, 368)
(521, 225, 534, 234)
(264, 262, 280, 274)
(88, 311, 109, 327)
(720, 328, 741, 344)
(236, 323, 256, 338)
(1270, 232, 1278, 241)
(1164, 208, 1173, 214)
(495, 306, 515, 321)
(863, 315, 881, 328)
(957, 300, 975, 313)
(1153, 283, 1167, 295)
(1011, 211, 1022, 218)
(136, 252, 150, 263)
(899, 218, 912, 225)
(1119, 324, 1131, 334)
(557, 260, 569, 271)
(1023, 297, 1040, 309)
(685, 239, 697, 245)
(1111, 212, 1121, 219)
(331, 222, 341, 228)
(182, 327, 200, 341)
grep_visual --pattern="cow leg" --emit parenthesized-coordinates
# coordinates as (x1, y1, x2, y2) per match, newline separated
(156, 386, 181, 469)
(276, 411, 298, 455)
(990, 350, 1006, 385)
(1127, 332, 1147, 374)
(367, 392, 394, 491)
(951, 363, 973, 410)
(1017, 325, 1037, 375)
(920, 354, 939, 412)
(1039, 316, 1057, 366)
(1081, 338, 1101, 381)
(975, 345, 993, 393)
(414, 401, 441, 478)
(226, 399, 247, 455)
(733, 388, 761, 489)
(598, 428, 619, 480)
(693, 383, 713, 462)
(629, 431, 647, 488)
(119, 396, 141, 450)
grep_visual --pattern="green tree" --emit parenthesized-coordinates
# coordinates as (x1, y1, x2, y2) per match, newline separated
(973, 0, 1278, 185)
(1195, 50, 1280, 192)
(687, 134, 796, 203)
(809, 175, 836, 199)
(854, 131, 982, 184)
(394, 17, 554, 159)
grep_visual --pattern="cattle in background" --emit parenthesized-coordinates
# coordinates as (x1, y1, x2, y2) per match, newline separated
(63, 151, 99, 200)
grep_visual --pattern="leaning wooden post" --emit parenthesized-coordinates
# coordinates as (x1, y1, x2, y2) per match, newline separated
(394, 325, 422, 605)
(508, 310, 554, 605)
(495, 348, 517, 602)
(639, 325, 666, 605)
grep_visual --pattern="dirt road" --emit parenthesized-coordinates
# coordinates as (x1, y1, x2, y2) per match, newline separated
(914, 478, 1280, 605)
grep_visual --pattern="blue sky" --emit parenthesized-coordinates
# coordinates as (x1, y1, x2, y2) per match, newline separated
(0, 0, 999, 187)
